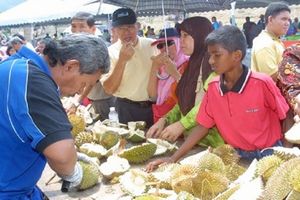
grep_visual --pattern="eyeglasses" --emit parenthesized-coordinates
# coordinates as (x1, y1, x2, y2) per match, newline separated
(157, 40, 175, 49)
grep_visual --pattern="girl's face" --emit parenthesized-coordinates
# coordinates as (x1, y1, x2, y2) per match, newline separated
(157, 40, 177, 60)
(180, 30, 194, 56)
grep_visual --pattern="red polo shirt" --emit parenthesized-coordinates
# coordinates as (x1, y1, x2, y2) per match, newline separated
(197, 66, 289, 151)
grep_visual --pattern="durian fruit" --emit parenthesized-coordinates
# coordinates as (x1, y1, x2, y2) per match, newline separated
(78, 160, 101, 190)
(197, 152, 225, 173)
(286, 190, 300, 200)
(179, 149, 209, 165)
(272, 146, 300, 161)
(212, 144, 240, 165)
(224, 163, 246, 181)
(233, 159, 257, 186)
(170, 164, 199, 194)
(99, 155, 130, 179)
(120, 169, 149, 197)
(68, 114, 86, 137)
(289, 165, 300, 193)
(228, 176, 264, 200)
(147, 138, 178, 156)
(128, 121, 147, 131)
(134, 195, 162, 200)
(191, 170, 229, 200)
(146, 188, 176, 199)
(119, 143, 157, 164)
(254, 155, 283, 182)
(127, 129, 146, 143)
(74, 131, 94, 148)
(79, 143, 107, 158)
(213, 184, 240, 200)
(262, 157, 300, 200)
(174, 191, 198, 200)
(98, 131, 120, 150)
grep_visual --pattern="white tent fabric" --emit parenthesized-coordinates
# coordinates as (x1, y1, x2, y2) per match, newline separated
(0, 0, 119, 26)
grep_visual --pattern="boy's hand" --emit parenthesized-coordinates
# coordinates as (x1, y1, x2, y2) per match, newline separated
(145, 157, 174, 172)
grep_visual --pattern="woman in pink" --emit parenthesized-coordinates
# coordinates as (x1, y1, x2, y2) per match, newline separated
(148, 28, 189, 122)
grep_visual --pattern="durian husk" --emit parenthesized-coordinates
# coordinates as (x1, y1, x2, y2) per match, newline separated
(197, 152, 225, 173)
(68, 114, 86, 137)
(99, 131, 120, 150)
(75, 131, 94, 148)
(120, 169, 149, 197)
(191, 170, 229, 200)
(286, 190, 300, 200)
(254, 155, 283, 182)
(119, 143, 157, 164)
(79, 143, 107, 158)
(224, 163, 246, 182)
(262, 157, 300, 200)
(289, 165, 300, 193)
(78, 161, 101, 190)
(272, 147, 300, 161)
(213, 184, 240, 200)
(212, 144, 240, 165)
(127, 129, 146, 143)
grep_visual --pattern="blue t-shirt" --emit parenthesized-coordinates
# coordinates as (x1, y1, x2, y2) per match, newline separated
(0, 47, 72, 199)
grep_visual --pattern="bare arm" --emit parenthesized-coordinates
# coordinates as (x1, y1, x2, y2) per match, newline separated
(43, 139, 77, 176)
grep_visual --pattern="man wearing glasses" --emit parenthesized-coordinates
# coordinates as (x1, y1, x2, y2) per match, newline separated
(101, 8, 158, 128)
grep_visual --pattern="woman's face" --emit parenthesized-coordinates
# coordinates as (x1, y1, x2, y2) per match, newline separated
(180, 30, 194, 56)
(157, 40, 177, 60)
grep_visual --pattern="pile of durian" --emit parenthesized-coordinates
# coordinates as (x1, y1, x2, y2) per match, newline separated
(67, 111, 300, 200)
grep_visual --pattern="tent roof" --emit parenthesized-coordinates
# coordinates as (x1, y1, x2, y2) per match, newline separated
(0, 0, 119, 28)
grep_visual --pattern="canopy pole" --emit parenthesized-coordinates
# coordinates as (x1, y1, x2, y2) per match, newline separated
(135, 0, 139, 13)
(161, 0, 169, 55)
(96, 0, 103, 15)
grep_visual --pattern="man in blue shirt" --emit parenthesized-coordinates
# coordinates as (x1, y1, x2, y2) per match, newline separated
(0, 34, 109, 199)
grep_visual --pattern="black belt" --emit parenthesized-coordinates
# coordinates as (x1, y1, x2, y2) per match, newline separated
(117, 97, 153, 107)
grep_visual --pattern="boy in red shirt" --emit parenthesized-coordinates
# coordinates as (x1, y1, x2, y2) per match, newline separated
(146, 25, 289, 171)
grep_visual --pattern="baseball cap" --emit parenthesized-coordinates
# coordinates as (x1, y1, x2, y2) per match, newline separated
(151, 28, 179, 46)
(112, 8, 137, 27)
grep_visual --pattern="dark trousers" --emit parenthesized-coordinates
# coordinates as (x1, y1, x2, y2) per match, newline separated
(92, 96, 116, 121)
(115, 98, 153, 128)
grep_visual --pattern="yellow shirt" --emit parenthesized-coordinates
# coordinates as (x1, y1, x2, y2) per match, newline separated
(251, 30, 285, 76)
(103, 37, 158, 101)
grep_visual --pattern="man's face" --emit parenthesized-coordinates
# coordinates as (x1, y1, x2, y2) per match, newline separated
(268, 11, 290, 37)
(71, 20, 95, 34)
(115, 24, 138, 44)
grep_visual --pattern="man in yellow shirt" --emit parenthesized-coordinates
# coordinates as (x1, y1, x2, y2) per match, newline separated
(251, 2, 290, 81)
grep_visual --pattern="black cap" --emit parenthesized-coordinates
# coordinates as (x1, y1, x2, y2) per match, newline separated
(112, 8, 137, 27)
(151, 28, 179, 46)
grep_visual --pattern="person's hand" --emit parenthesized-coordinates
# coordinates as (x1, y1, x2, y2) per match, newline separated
(145, 157, 174, 172)
(119, 42, 135, 62)
(59, 162, 83, 188)
(160, 122, 185, 142)
(151, 53, 169, 68)
(146, 117, 167, 138)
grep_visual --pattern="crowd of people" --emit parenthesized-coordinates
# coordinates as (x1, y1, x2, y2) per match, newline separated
(0, 1, 300, 199)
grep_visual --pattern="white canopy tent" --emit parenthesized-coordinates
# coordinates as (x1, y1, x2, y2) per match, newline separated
(0, 0, 119, 27)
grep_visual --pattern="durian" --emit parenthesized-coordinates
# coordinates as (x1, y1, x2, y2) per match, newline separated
(78, 161, 101, 190)
(289, 165, 300, 193)
(120, 169, 149, 196)
(79, 143, 107, 158)
(74, 131, 94, 148)
(272, 146, 300, 161)
(285, 122, 300, 144)
(228, 177, 263, 200)
(147, 138, 178, 156)
(286, 190, 300, 200)
(212, 144, 240, 165)
(197, 152, 225, 173)
(99, 155, 130, 179)
(213, 185, 240, 200)
(128, 121, 147, 130)
(224, 163, 246, 181)
(127, 129, 146, 143)
(119, 143, 157, 164)
(99, 131, 120, 149)
(68, 114, 86, 137)
(179, 150, 209, 166)
(134, 195, 162, 200)
(254, 155, 283, 182)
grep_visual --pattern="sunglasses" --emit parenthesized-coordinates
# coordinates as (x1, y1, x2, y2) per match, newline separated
(157, 40, 175, 49)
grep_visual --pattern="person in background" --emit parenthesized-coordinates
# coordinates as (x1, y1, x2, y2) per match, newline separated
(242, 16, 257, 48)
(35, 38, 52, 55)
(146, 17, 224, 147)
(146, 26, 289, 172)
(148, 28, 189, 122)
(256, 14, 266, 34)
(69, 11, 115, 121)
(251, 2, 290, 81)
(13, 33, 35, 51)
(101, 7, 158, 127)
(211, 16, 220, 30)
(0, 34, 110, 199)
(6, 44, 16, 56)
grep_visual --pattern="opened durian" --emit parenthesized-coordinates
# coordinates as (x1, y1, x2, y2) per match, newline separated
(289, 165, 300, 193)
(213, 184, 240, 200)
(147, 138, 178, 156)
(128, 121, 147, 131)
(99, 155, 130, 179)
(99, 131, 120, 150)
(78, 160, 101, 190)
(127, 129, 146, 143)
(212, 144, 240, 165)
(119, 143, 157, 164)
(224, 163, 246, 182)
(68, 114, 86, 137)
(272, 146, 300, 161)
(120, 169, 149, 197)
(79, 143, 107, 158)
(74, 131, 94, 148)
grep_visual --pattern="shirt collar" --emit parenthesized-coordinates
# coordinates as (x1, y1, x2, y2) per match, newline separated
(219, 65, 251, 96)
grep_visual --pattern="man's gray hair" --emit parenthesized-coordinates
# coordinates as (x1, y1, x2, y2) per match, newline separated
(44, 33, 110, 74)
(8, 36, 23, 46)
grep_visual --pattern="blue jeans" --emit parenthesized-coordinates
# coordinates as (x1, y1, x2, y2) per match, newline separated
(236, 140, 283, 161)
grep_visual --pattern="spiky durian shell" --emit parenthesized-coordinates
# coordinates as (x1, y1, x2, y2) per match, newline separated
(191, 170, 229, 200)
(68, 114, 86, 137)
(273, 147, 300, 161)
(197, 152, 225, 173)
(213, 184, 240, 200)
(212, 144, 240, 165)
(79, 143, 107, 158)
(171, 164, 199, 194)
(78, 161, 101, 190)
(224, 163, 246, 181)
(99, 131, 120, 150)
(119, 143, 157, 164)
(74, 131, 94, 148)
(255, 155, 283, 182)
(127, 129, 146, 143)
(262, 157, 300, 200)
(286, 190, 300, 200)
(289, 165, 300, 193)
